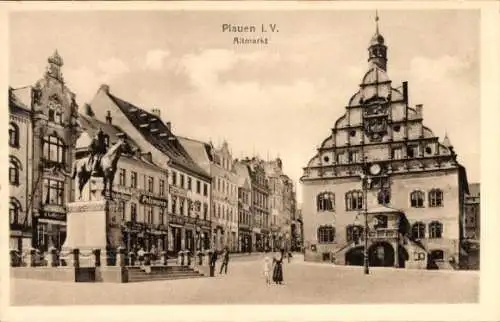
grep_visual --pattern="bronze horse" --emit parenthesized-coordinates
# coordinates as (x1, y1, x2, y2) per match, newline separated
(72, 139, 124, 200)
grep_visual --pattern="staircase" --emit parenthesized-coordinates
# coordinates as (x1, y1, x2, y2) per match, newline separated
(126, 265, 205, 283)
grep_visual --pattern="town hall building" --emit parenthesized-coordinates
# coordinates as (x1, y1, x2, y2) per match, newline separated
(301, 18, 470, 270)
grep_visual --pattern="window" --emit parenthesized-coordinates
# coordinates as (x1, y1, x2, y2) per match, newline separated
(337, 152, 347, 164)
(172, 171, 177, 186)
(129, 203, 137, 222)
(346, 225, 363, 242)
(180, 174, 185, 188)
(348, 150, 360, 163)
(407, 145, 419, 158)
(9, 156, 21, 186)
(10, 198, 22, 225)
(391, 147, 403, 160)
(410, 190, 425, 208)
(377, 189, 390, 205)
(317, 226, 335, 243)
(159, 208, 165, 225)
(43, 178, 64, 205)
(317, 192, 335, 212)
(37, 224, 48, 252)
(131, 171, 137, 188)
(187, 177, 192, 190)
(196, 180, 201, 194)
(172, 197, 177, 214)
(429, 221, 443, 239)
(428, 189, 443, 207)
(345, 190, 363, 211)
(118, 169, 126, 186)
(148, 176, 154, 193)
(159, 179, 165, 196)
(374, 215, 388, 229)
(203, 203, 208, 220)
(119, 201, 126, 221)
(48, 100, 63, 124)
(146, 206, 153, 224)
(411, 222, 425, 239)
(9, 122, 19, 148)
(43, 135, 65, 164)
(203, 183, 208, 196)
(429, 249, 444, 261)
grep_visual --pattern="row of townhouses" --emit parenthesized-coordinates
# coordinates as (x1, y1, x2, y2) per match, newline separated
(8, 51, 302, 256)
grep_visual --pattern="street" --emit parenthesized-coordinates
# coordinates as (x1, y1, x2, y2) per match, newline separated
(10, 253, 478, 305)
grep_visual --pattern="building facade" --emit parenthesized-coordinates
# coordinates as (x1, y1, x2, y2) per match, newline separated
(464, 183, 480, 241)
(264, 158, 295, 251)
(86, 85, 212, 256)
(9, 51, 81, 252)
(179, 138, 239, 252)
(237, 157, 270, 252)
(76, 111, 170, 253)
(301, 20, 469, 270)
(235, 161, 253, 253)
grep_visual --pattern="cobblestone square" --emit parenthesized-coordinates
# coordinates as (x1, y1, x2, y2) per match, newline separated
(11, 254, 479, 305)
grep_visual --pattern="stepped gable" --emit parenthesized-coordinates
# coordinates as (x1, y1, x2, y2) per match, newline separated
(106, 93, 211, 180)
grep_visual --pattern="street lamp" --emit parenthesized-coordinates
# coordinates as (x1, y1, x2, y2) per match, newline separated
(359, 173, 372, 275)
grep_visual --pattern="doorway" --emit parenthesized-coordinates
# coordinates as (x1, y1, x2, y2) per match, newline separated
(368, 242, 395, 267)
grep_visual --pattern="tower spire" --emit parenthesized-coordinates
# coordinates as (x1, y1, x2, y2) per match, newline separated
(368, 10, 388, 71)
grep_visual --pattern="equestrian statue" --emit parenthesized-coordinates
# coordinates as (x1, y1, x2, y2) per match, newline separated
(72, 128, 125, 200)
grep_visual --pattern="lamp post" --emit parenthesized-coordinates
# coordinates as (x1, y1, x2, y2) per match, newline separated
(359, 173, 372, 275)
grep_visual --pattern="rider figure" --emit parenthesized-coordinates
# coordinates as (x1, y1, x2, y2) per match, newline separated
(89, 128, 107, 176)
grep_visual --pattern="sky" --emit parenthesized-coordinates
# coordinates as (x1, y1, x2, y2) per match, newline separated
(9, 10, 480, 203)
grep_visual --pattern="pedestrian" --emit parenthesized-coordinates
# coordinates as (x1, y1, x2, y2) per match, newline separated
(219, 247, 230, 274)
(272, 249, 284, 285)
(263, 256, 271, 285)
(137, 246, 145, 266)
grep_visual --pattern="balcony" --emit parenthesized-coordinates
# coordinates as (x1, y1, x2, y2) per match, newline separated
(368, 228, 399, 240)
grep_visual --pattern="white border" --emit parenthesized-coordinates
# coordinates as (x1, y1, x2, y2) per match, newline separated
(1, 1, 499, 322)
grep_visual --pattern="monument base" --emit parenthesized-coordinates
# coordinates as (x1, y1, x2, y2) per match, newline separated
(62, 199, 123, 266)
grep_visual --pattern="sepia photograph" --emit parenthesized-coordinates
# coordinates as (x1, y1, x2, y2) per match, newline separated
(1, 1, 499, 321)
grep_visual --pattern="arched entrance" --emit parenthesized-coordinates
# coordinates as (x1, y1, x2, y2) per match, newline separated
(345, 246, 365, 266)
(368, 242, 395, 267)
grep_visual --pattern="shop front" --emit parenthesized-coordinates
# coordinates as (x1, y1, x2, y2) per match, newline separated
(168, 214, 186, 256)
(36, 210, 67, 251)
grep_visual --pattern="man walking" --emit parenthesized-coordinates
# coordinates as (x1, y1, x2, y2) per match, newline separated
(219, 247, 230, 275)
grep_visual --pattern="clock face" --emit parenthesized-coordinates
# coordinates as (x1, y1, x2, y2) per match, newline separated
(369, 163, 382, 175)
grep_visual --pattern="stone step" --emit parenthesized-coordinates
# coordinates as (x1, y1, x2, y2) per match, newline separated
(127, 274, 205, 283)
(128, 270, 201, 277)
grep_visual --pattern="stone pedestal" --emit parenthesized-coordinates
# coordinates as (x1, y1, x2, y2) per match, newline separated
(62, 198, 123, 267)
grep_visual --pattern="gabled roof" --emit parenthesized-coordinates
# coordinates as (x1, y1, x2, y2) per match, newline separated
(105, 92, 210, 180)
(234, 162, 252, 189)
(177, 136, 212, 174)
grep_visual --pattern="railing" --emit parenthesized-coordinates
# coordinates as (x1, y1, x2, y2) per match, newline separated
(9, 247, 214, 269)
(368, 228, 399, 239)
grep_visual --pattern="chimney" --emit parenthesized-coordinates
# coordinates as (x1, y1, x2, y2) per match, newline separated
(100, 84, 110, 94)
(166, 121, 172, 131)
(106, 110, 112, 124)
(402, 81, 408, 104)
(152, 108, 161, 118)
(84, 104, 94, 117)
(415, 104, 423, 118)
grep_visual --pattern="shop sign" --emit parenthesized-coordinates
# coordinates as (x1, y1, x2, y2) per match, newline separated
(112, 191, 132, 201)
(169, 186, 187, 197)
(40, 212, 66, 221)
(139, 194, 168, 208)
(169, 215, 185, 226)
